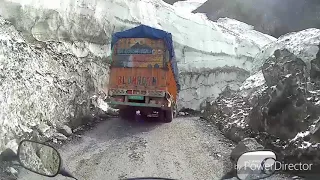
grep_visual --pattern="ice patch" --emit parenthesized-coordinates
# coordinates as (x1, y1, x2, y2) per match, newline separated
(97, 98, 109, 112)
(298, 141, 312, 149)
(290, 131, 310, 142)
(0, 34, 11, 40)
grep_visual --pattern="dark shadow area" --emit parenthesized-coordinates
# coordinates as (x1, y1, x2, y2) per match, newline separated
(82, 115, 163, 142)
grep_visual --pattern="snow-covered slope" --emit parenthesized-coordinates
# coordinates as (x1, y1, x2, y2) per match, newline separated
(252, 28, 320, 74)
(0, 0, 275, 110)
(173, 0, 207, 13)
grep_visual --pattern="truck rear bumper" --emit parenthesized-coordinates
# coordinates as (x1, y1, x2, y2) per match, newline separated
(109, 101, 165, 108)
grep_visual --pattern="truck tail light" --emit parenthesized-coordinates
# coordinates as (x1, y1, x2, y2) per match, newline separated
(112, 96, 124, 102)
(149, 98, 165, 105)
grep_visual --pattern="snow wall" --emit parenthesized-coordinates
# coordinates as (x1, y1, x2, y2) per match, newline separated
(0, 0, 276, 110)
(0, 0, 276, 151)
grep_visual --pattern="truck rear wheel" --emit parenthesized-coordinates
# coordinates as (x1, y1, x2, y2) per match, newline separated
(119, 107, 135, 120)
(163, 108, 173, 123)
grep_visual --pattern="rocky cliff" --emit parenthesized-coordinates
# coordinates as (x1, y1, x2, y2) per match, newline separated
(203, 28, 320, 174)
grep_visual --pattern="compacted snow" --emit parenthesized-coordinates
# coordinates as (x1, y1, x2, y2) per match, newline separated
(172, 0, 207, 13)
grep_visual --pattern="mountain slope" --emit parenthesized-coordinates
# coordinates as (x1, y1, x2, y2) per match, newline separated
(193, 0, 320, 37)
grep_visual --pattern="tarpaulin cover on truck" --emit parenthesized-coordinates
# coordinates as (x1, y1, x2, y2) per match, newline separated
(111, 25, 180, 91)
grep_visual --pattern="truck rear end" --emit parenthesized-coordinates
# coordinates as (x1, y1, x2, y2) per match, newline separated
(107, 25, 180, 122)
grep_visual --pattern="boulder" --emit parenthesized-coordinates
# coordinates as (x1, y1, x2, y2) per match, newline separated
(53, 133, 68, 141)
(203, 30, 320, 172)
(249, 48, 320, 140)
(230, 138, 264, 162)
(203, 86, 253, 142)
(58, 125, 73, 137)
(0, 148, 17, 162)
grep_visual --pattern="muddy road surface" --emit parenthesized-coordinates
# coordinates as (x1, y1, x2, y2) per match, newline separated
(18, 117, 293, 180)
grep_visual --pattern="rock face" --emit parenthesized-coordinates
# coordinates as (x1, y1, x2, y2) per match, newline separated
(0, 17, 109, 152)
(0, 0, 275, 110)
(249, 49, 320, 140)
(203, 86, 253, 142)
(204, 28, 320, 168)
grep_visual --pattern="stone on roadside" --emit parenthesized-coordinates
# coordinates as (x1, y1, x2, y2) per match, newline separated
(53, 133, 68, 141)
(108, 108, 119, 115)
(179, 112, 185, 116)
(7, 167, 18, 176)
(0, 148, 17, 162)
(58, 125, 73, 137)
(230, 138, 264, 162)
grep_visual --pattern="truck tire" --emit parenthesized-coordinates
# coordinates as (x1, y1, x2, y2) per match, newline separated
(119, 107, 135, 120)
(173, 103, 178, 118)
(157, 109, 165, 122)
(163, 108, 173, 123)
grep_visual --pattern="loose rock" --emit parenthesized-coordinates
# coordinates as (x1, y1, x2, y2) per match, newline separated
(58, 125, 73, 137)
(230, 138, 264, 162)
(53, 133, 68, 141)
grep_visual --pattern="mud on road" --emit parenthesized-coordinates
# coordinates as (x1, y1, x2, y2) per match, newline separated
(18, 117, 238, 180)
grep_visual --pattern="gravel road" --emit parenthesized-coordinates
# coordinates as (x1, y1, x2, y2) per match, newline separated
(18, 117, 294, 180)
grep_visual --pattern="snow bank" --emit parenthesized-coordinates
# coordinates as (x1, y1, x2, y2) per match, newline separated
(0, 17, 109, 152)
(173, 0, 207, 13)
(0, 0, 275, 110)
(252, 28, 320, 74)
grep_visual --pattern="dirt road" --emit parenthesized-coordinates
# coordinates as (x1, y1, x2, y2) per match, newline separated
(18, 117, 293, 180)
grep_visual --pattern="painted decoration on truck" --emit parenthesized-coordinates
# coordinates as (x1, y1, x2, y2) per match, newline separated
(109, 68, 167, 89)
(118, 76, 157, 86)
(112, 38, 166, 68)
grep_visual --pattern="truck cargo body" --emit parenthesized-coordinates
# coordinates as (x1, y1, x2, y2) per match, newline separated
(108, 25, 180, 122)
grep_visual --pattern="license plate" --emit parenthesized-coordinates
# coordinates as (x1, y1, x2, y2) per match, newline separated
(128, 95, 144, 100)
